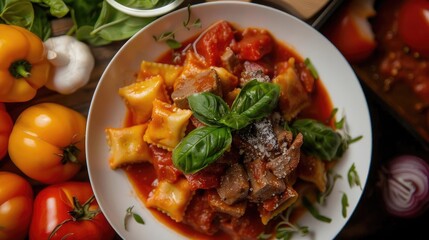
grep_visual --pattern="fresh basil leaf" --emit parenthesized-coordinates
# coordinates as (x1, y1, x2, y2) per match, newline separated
(30, 4, 52, 40)
(231, 79, 280, 122)
(91, 1, 156, 41)
(289, 119, 342, 161)
(76, 25, 112, 46)
(341, 193, 349, 218)
(172, 126, 232, 174)
(219, 112, 251, 130)
(65, 0, 102, 28)
(32, 0, 69, 18)
(188, 92, 230, 126)
(0, 0, 34, 28)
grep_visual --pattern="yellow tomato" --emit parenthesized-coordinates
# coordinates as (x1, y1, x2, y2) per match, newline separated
(8, 103, 86, 184)
(0, 171, 33, 240)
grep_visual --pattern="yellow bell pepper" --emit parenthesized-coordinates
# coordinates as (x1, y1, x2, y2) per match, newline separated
(0, 24, 51, 102)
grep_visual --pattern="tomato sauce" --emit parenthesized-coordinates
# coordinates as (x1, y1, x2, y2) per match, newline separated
(122, 23, 334, 239)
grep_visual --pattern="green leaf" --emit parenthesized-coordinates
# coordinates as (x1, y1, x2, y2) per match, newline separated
(231, 80, 280, 122)
(65, 0, 103, 28)
(302, 197, 332, 223)
(166, 38, 181, 49)
(289, 119, 342, 161)
(341, 193, 349, 218)
(91, 1, 156, 41)
(347, 163, 362, 189)
(219, 112, 251, 130)
(0, 0, 34, 28)
(29, 4, 52, 40)
(172, 126, 232, 174)
(34, 0, 69, 18)
(124, 206, 144, 231)
(132, 213, 145, 224)
(188, 92, 230, 126)
(76, 25, 112, 46)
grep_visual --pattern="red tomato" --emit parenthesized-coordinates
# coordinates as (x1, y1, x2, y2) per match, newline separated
(233, 28, 274, 61)
(150, 145, 182, 182)
(0, 103, 13, 160)
(29, 182, 115, 240)
(323, 0, 376, 63)
(0, 171, 33, 240)
(398, 0, 429, 56)
(195, 21, 234, 66)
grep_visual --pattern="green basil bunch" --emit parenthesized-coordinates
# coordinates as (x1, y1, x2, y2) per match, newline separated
(172, 80, 280, 174)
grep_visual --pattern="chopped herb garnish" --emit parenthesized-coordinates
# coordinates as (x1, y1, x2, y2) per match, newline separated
(341, 193, 349, 218)
(183, 4, 201, 30)
(153, 4, 201, 49)
(258, 206, 309, 240)
(166, 38, 182, 49)
(318, 170, 342, 205)
(347, 163, 362, 189)
(124, 206, 145, 231)
(304, 58, 319, 79)
(302, 197, 332, 223)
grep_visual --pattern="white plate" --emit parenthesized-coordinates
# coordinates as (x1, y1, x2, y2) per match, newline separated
(86, 1, 372, 239)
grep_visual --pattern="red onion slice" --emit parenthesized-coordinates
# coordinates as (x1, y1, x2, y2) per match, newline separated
(380, 155, 429, 217)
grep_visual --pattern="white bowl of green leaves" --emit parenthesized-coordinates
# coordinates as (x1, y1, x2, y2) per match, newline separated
(106, 0, 184, 17)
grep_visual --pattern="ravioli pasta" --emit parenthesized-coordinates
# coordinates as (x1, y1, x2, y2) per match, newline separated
(105, 20, 345, 239)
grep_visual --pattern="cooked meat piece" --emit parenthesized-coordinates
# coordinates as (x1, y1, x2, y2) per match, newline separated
(220, 47, 241, 75)
(217, 163, 249, 205)
(245, 158, 285, 202)
(267, 133, 303, 179)
(237, 118, 278, 161)
(171, 68, 222, 109)
(207, 190, 247, 218)
(240, 61, 271, 87)
(183, 192, 220, 235)
(298, 154, 327, 192)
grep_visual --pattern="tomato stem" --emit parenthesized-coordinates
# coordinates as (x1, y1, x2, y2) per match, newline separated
(48, 195, 100, 240)
(9, 60, 32, 78)
(61, 144, 81, 165)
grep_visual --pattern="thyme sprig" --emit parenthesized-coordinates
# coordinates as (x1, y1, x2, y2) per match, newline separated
(258, 206, 309, 240)
(124, 206, 145, 231)
(302, 197, 332, 223)
(153, 4, 201, 49)
(317, 170, 342, 205)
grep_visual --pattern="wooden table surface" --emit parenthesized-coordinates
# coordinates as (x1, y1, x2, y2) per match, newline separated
(1, 1, 428, 239)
